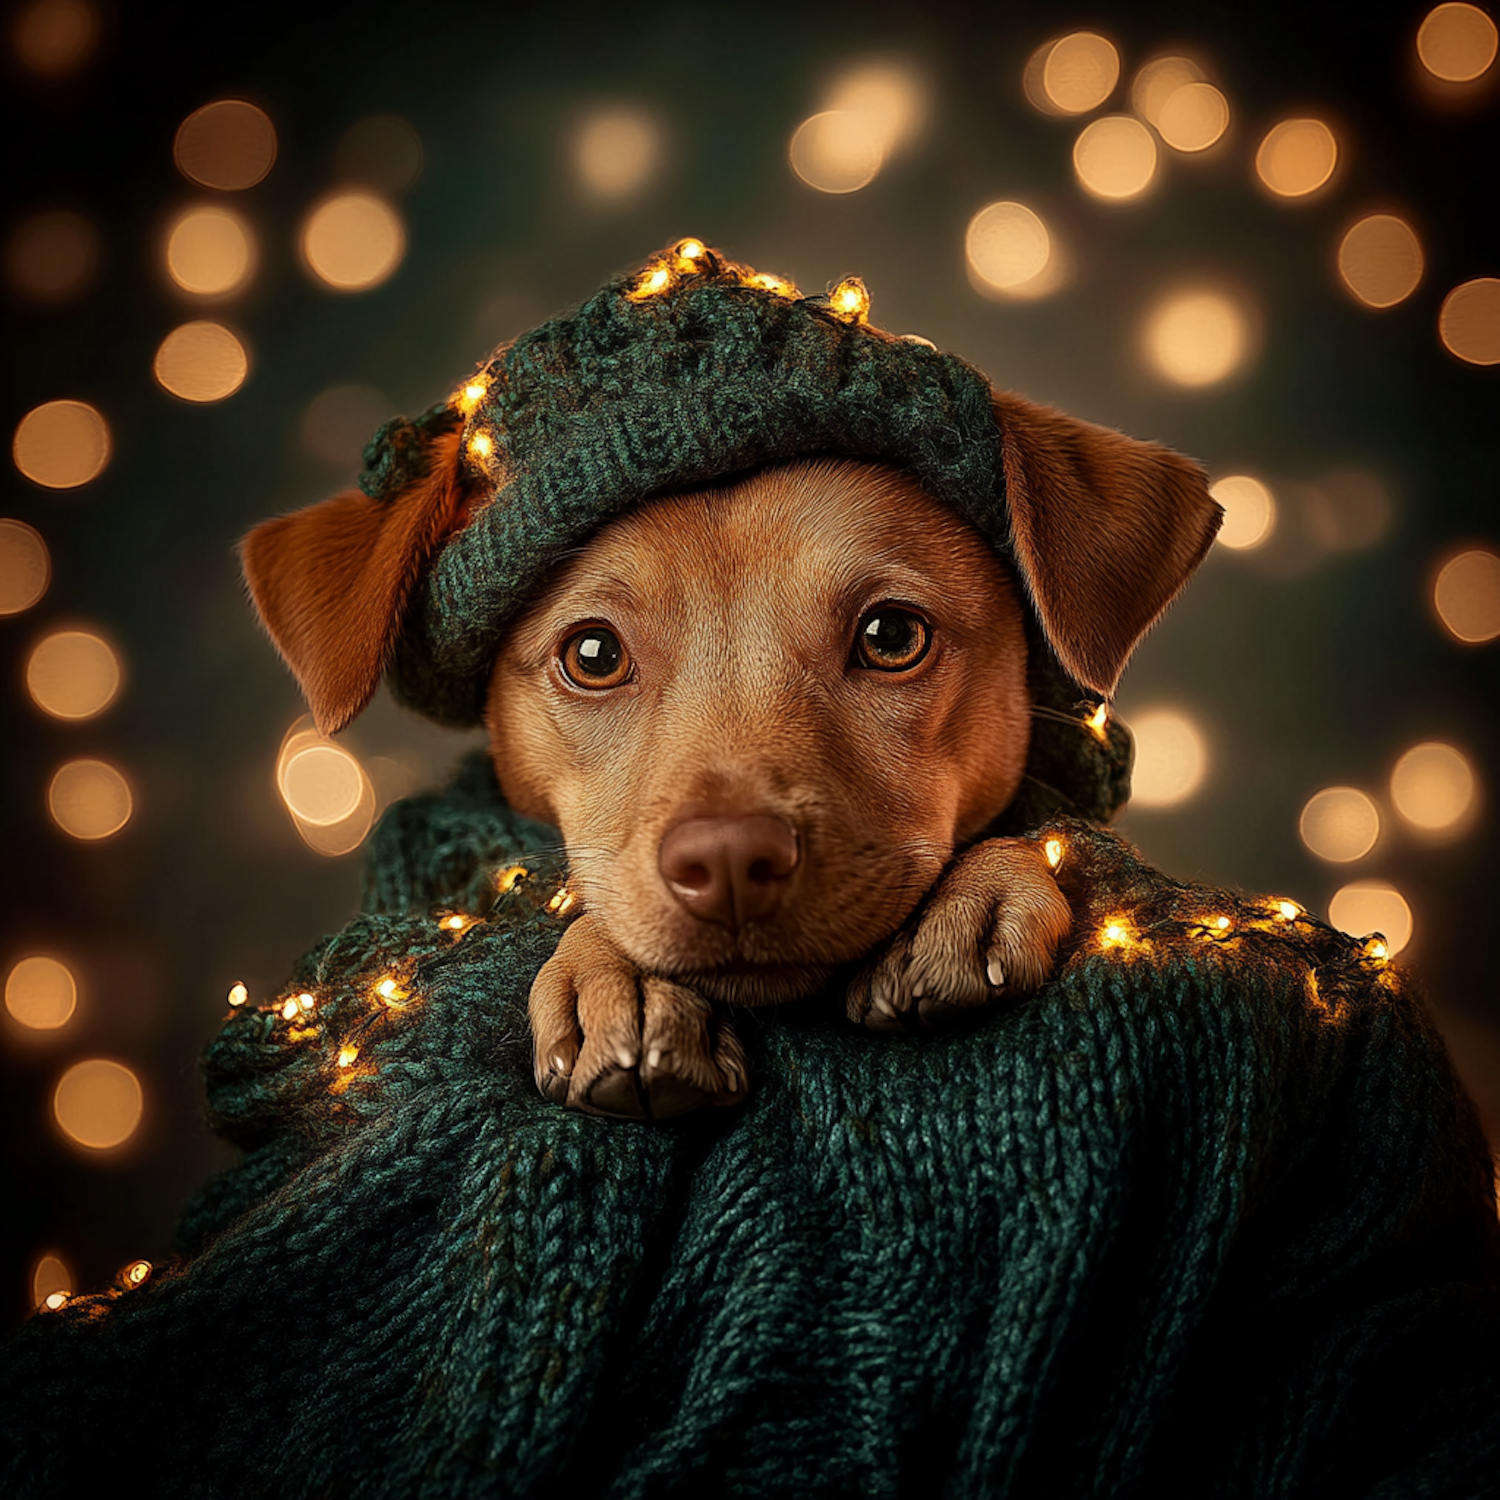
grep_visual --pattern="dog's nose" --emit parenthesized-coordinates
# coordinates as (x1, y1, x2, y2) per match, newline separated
(658, 814, 800, 930)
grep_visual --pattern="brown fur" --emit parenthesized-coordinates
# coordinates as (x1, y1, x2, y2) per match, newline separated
(238, 383, 1221, 1121)
(992, 391, 1219, 696)
(488, 460, 1033, 1005)
(239, 430, 477, 735)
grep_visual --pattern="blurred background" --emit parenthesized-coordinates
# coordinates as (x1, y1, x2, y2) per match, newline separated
(3, 0, 1497, 1324)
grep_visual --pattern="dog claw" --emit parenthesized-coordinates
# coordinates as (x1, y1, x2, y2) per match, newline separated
(986, 957, 1006, 988)
(529, 916, 750, 1120)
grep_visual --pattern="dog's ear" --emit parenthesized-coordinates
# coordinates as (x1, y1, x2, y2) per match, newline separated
(239, 427, 474, 734)
(991, 387, 1222, 698)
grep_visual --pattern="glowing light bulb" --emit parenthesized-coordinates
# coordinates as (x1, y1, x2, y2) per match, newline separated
(673, 238, 706, 270)
(1087, 703, 1109, 736)
(1099, 916, 1138, 950)
(123, 1259, 151, 1286)
(280, 998, 299, 1021)
(828, 277, 870, 323)
(375, 976, 410, 1006)
(746, 271, 798, 297)
(496, 865, 529, 892)
(547, 888, 577, 915)
(1214, 916, 1231, 931)
(1273, 899, 1301, 922)
(43, 1292, 68, 1311)
(1043, 837, 1064, 869)
(297, 992, 315, 1012)
(227, 981, 248, 1007)
(337, 1044, 359, 1068)
(1365, 937, 1389, 962)
(468, 431, 493, 461)
(457, 379, 488, 414)
(629, 264, 672, 300)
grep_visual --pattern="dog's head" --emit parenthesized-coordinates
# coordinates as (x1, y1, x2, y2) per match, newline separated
(242, 244, 1219, 1002)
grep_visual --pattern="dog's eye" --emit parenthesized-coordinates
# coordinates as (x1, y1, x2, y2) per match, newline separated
(561, 627, 631, 688)
(853, 607, 931, 671)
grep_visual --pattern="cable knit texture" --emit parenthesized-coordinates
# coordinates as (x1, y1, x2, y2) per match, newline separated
(3, 751, 1498, 1498)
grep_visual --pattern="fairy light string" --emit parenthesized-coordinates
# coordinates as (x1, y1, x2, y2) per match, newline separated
(1033, 820, 1396, 1015)
(54, 806, 1404, 1320)
(216, 855, 580, 1114)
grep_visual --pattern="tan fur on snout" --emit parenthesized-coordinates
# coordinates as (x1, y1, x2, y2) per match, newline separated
(487, 459, 1032, 1009)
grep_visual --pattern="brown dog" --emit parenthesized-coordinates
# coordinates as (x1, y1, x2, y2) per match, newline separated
(242, 387, 1218, 1122)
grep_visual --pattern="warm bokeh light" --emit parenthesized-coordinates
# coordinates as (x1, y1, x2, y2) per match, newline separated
(1417, 3, 1499, 81)
(276, 719, 377, 856)
(153, 320, 249, 403)
(53, 1058, 143, 1151)
(173, 100, 277, 190)
(574, 108, 660, 199)
(5, 956, 77, 1030)
(281, 744, 363, 825)
(1142, 289, 1250, 386)
(5, 210, 98, 302)
(789, 110, 885, 193)
(1303, 469, 1394, 553)
(1328, 881, 1414, 956)
(335, 114, 424, 193)
(1209, 474, 1276, 549)
(788, 59, 926, 194)
(1337, 214, 1424, 309)
(25, 629, 122, 719)
(11, 0, 96, 77)
(825, 59, 926, 153)
(1255, 118, 1338, 198)
(1126, 708, 1208, 807)
(1072, 115, 1157, 200)
(1438, 277, 1500, 364)
(301, 383, 391, 464)
(30, 1251, 72, 1308)
(165, 206, 255, 296)
(1132, 55, 1206, 126)
(0, 519, 51, 616)
(1299, 786, 1380, 863)
(300, 192, 405, 291)
(1433, 547, 1500, 642)
(1034, 32, 1120, 114)
(48, 758, 133, 840)
(1156, 82, 1231, 153)
(965, 201, 1055, 297)
(12, 399, 110, 489)
(1390, 742, 1477, 832)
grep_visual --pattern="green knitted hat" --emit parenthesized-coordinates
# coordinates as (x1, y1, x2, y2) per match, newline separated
(355, 239, 1132, 827)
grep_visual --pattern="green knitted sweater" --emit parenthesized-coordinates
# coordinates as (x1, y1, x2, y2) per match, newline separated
(4, 752, 1499, 1498)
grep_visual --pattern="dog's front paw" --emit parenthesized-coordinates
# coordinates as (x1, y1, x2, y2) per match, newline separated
(528, 915, 749, 1120)
(847, 838, 1072, 1033)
